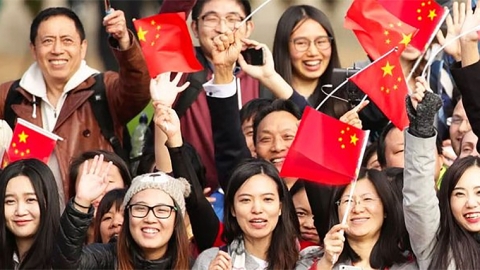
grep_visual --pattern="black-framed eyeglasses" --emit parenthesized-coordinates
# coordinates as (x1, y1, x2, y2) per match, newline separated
(291, 36, 333, 52)
(199, 13, 245, 30)
(128, 203, 177, 219)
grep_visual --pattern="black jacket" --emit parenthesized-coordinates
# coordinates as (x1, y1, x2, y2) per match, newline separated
(52, 200, 176, 269)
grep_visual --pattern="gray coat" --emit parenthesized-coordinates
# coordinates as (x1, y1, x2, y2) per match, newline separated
(403, 131, 455, 269)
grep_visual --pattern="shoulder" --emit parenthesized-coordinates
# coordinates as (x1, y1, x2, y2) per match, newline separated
(391, 260, 419, 270)
(193, 247, 220, 270)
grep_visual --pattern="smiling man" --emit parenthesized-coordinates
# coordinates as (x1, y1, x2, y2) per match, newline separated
(0, 7, 150, 208)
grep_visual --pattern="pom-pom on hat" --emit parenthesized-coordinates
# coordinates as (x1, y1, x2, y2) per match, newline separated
(122, 172, 191, 216)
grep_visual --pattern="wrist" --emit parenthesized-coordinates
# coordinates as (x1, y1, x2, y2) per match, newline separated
(166, 133, 183, 148)
(213, 66, 234, 84)
(73, 197, 91, 209)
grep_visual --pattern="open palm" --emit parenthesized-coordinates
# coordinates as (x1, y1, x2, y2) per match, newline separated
(150, 72, 190, 107)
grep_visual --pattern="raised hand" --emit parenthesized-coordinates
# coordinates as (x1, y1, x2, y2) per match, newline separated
(150, 72, 190, 107)
(103, 9, 130, 50)
(153, 102, 181, 139)
(317, 223, 348, 268)
(339, 100, 369, 129)
(74, 155, 112, 210)
(436, 3, 463, 61)
(208, 250, 232, 270)
(211, 29, 242, 69)
(237, 38, 275, 80)
(460, 0, 480, 42)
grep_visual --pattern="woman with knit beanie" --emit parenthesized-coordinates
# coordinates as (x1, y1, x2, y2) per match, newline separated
(52, 153, 193, 269)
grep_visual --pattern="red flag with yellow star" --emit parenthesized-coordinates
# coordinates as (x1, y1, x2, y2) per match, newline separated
(3, 118, 62, 167)
(280, 107, 369, 185)
(378, 0, 445, 52)
(344, 0, 418, 60)
(350, 49, 409, 130)
(133, 12, 202, 78)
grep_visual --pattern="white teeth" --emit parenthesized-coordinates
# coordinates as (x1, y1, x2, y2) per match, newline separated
(50, 60, 67, 65)
(465, 213, 480, 219)
(142, 228, 159, 234)
(304, 61, 320, 66)
(271, 158, 284, 164)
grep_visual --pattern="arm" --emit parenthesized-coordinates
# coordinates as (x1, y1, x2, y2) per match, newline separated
(403, 78, 442, 267)
(53, 201, 114, 269)
(103, 10, 150, 125)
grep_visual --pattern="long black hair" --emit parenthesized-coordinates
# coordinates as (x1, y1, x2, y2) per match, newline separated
(0, 159, 60, 269)
(330, 168, 409, 268)
(222, 158, 300, 270)
(430, 156, 480, 269)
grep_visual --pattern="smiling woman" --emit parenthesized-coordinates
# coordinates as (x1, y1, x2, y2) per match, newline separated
(0, 159, 60, 269)
(52, 163, 193, 270)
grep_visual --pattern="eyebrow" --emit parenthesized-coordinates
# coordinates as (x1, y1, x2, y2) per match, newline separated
(237, 193, 276, 197)
(5, 192, 36, 197)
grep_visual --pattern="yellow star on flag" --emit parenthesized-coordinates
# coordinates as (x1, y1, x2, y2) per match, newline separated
(381, 61, 395, 77)
(400, 33, 412, 46)
(137, 27, 148, 42)
(428, 9, 437, 21)
(350, 134, 359, 145)
(18, 131, 28, 143)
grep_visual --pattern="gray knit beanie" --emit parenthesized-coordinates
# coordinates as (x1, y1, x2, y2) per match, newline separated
(122, 172, 191, 216)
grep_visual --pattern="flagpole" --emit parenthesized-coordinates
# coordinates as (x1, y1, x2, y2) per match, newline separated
(331, 129, 370, 265)
(235, 0, 273, 29)
(316, 47, 397, 111)
(407, 10, 449, 83)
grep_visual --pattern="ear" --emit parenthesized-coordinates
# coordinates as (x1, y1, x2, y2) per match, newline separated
(231, 207, 236, 217)
(80, 39, 88, 60)
(244, 20, 255, 38)
(278, 202, 282, 216)
(191, 20, 199, 39)
(30, 43, 37, 61)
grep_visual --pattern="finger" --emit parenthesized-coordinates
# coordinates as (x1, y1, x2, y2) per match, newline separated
(453, 1, 459, 25)
(237, 53, 248, 67)
(102, 161, 113, 180)
(203, 187, 211, 195)
(95, 154, 105, 175)
(90, 155, 99, 174)
(177, 81, 191, 92)
(82, 159, 89, 176)
(172, 72, 183, 86)
(459, 1, 466, 25)
(354, 100, 369, 113)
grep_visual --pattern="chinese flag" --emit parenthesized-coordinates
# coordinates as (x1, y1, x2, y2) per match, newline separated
(133, 12, 202, 78)
(344, 0, 418, 60)
(378, 0, 445, 52)
(3, 118, 62, 167)
(280, 107, 369, 186)
(350, 50, 409, 130)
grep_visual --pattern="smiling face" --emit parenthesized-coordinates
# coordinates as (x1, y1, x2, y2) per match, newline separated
(191, 0, 253, 61)
(4, 176, 41, 243)
(99, 204, 124, 243)
(30, 15, 87, 86)
(338, 178, 384, 241)
(232, 174, 282, 242)
(450, 166, 480, 232)
(128, 189, 176, 260)
(255, 111, 298, 171)
(292, 188, 319, 244)
(289, 19, 331, 84)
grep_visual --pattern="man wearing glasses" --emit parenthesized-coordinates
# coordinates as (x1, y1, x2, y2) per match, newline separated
(177, 0, 272, 193)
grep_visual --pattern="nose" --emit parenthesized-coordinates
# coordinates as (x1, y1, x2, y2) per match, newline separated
(458, 119, 471, 133)
(271, 137, 286, 153)
(351, 201, 365, 213)
(304, 215, 316, 229)
(15, 202, 28, 216)
(307, 41, 320, 56)
(51, 39, 64, 54)
(144, 208, 157, 223)
(466, 196, 479, 208)
(215, 19, 229, 34)
(112, 213, 124, 228)
(251, 200, 263, 214)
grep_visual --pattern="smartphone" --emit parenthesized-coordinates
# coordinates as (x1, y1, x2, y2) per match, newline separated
(241, 48, 264, 66)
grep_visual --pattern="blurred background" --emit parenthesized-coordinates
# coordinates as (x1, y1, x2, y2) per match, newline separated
(0, 0, 366, 82)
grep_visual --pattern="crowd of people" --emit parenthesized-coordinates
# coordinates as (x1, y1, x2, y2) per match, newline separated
(1, 0, 480, 269)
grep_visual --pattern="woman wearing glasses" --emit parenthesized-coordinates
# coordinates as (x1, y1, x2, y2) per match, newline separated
(52, 154, 192, 269)
(304, 169, 415, 270)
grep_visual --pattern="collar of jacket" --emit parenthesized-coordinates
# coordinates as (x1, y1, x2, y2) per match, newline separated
(131, 248, 174, 269)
